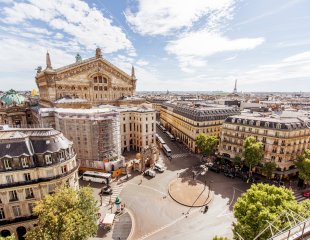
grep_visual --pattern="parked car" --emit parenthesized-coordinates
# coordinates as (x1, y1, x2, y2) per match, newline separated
(154, 163, 165, 173)
(224, 172, 235, 178)
(144, 169, 156, 177)
(303, 191, 310, 198)
(209, 165, 220, 173)
(101, 186, 112, 195)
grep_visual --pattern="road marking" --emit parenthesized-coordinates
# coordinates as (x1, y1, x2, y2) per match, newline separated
(138, 208, 201, 240)
(127, 183, 167, 196)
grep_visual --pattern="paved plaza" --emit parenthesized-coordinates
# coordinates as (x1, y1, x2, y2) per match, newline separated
(85, 127, 251, 240)
(168, 178, 213, 207)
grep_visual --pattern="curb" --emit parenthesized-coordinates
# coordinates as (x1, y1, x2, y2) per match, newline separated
(168, 178, 214, 207)
(126, 208, 135, 240)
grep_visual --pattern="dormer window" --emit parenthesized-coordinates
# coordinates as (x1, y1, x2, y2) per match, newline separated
(4, 158, 12, 170)
(45, 154, 52, 165)
(265, 122, 270, 128)
(256, 121, 260, 126)
(21, 157, 29, 168)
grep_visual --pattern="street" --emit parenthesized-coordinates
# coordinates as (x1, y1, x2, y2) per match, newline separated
(84, 127, 251, 240)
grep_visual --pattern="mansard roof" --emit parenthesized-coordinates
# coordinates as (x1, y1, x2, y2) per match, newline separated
(0, 128, 72, 158)
(162, 102, 240, 121)
(225, 114, 310, 130)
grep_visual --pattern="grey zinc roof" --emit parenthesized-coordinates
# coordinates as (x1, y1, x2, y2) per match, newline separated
(31, 137, 71, 154)
(0, 140, 32, 158)
(225, 114, 310, 130)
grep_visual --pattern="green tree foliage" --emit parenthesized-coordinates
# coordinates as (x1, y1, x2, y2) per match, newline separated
(212, 236, 229, 240)
(0, 236, 16, 240)
(296, 149, 310, 183)
(233, 183, 309, 240)
(195, 133, 218, 157)
(262, 162, 276, 179)
(243, 136, 264, 177)
(26, 187, 99, 240)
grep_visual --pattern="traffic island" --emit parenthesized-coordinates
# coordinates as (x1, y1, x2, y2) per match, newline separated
(168, 178, 213, 207)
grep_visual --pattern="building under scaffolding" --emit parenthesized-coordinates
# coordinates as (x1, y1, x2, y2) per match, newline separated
(53, 108, 122, 171)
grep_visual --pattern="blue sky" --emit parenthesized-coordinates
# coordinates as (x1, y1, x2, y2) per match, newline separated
(0, 0, 310, 92)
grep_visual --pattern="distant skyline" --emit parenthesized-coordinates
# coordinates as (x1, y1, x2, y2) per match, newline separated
(0, 0, 310, 92)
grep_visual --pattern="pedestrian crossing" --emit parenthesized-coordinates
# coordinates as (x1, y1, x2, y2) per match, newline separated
(294, 192, 306, 202)
(102, 183, 125, 206)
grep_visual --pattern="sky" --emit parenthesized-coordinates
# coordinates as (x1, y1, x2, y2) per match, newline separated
(0, 0, 310, 92)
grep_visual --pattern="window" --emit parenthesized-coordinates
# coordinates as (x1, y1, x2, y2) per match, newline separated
(12, 206, 21, 217)
(6, 175, 14, 184)
(99, 86, 103, 91)
(94, 76, 97, 83)
(94, 86, 98, 91)
(59, 151, 65, 161)
(25, 188, 34, 199)
(21, 157, 28, 168)
(9, 190, 18, 202)
(104, 86, 108, 91)
(123, 124, 126, 133)
(45, 154, 52, 164)
(61, 165, 67, 174)
(24, 173, 31, 181)
(0, 208, 5, 220)
(4, 158, 12, 170)
(28, 203, 35, 215)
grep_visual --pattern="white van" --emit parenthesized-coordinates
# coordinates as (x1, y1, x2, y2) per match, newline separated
(154, 163, 165, 173)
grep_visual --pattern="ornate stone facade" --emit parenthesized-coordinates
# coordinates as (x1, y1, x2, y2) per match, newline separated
(0, 128, 79, 238)
(0, 90, 32, 128)
(36, 48, 137, 108)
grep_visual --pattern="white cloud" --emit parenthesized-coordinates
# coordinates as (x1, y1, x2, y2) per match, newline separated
(136, 59, 149, 66)
(166, 31, 264, 72)
(125, 0, 235, 36)
(236, 51, 310, 85)
(2, 0, 134, 54)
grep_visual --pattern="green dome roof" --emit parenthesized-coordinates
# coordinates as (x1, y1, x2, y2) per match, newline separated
(0, 89, 25, 105)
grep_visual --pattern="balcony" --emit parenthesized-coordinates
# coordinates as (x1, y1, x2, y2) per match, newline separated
(0, 162, 79, 189)
(0, 215, 37, 227)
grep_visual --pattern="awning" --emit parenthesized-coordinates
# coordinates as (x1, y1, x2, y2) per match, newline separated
(102, 213, 115, 225)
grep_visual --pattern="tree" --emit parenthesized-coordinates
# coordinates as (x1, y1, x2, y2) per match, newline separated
(262, 162, 276, 179)
(233, 183, 309, 240)
(243, 136, 264, 178)
(295, 149, 310, 184)
(212, 236, 229, 240)
(0, 236, 16, 240)
(195, 133, 218, 158)
(26, 187, 99, 240)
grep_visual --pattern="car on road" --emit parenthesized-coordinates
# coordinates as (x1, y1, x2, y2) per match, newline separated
(224, 172, 235, 178)
(303, 191, 310, 198)
(144, 169, 156, 177)
(154, 163, 165, 172)
(209, 165, 220, 173)
(101, 186, 112, 195)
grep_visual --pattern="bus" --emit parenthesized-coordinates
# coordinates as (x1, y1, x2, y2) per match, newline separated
(156, 135, 166, 148)
(162, 144, 172, 157)
(159, 125, 167, 133)
(166, 132, 176, 141)
(82, 171, 112, 185)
